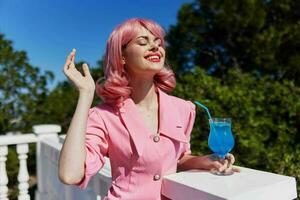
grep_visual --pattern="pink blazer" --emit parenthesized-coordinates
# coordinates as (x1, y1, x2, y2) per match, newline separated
(76, 88, 196, 200)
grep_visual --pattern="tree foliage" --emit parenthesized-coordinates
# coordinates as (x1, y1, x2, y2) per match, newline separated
(0, 33, 54, 134)
(0, 33, 55, 199)
(172, 67, 300, 194)
(0, 33, 104, 199)
(166, 0, 300, 194)
(166, 0, 300, 83)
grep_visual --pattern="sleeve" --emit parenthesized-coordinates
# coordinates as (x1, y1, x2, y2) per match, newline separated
(75, 107, 109, 189)
(178, 101, 196, 160)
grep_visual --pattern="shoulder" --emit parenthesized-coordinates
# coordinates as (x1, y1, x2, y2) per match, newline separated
(167, 94, 195, 113)
(93, 102, 116, 113)
(87, 103, 118, 133)
(166, 94, 196, 130)
(90, 102, 119, 119)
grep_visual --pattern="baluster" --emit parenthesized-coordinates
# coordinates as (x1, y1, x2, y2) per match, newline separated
(0, 145, 8, 200)
(17, 144, 30, 200)
(33, 124, 60, 200)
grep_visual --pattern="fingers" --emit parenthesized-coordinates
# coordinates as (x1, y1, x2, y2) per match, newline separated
(223, 153, 241, 173)
(70, 48, 76, 63)
(226, 153, 235, 164)
(224, 161, 233, 174)
(82, 63, 91, 77)
(218, 159, 229, 172)
(232, 166, 241, 172)
(65, 49, 75, 65)
(63, 50, 91, 79)
(210, 153, 240, 174)
(63, 49, 76, 72)
(224, 153, 233, 172)
(211, 160, 223, 170)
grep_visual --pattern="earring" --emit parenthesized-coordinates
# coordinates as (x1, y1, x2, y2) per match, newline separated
(121, 57, 126, 65)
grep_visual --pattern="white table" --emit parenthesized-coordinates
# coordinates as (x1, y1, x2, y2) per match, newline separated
(162, 167, 297, 200)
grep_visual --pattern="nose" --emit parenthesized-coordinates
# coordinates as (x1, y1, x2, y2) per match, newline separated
(149, 41, 159, 51)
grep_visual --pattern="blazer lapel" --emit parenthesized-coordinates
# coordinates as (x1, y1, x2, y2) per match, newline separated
(118, 98, 149, 157)
(157, 88, 188, 143)
(118, 88, 189, 157)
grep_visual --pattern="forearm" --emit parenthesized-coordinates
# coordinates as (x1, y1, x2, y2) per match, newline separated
(177, 153, 240, 174)
(58, 92, 94, 183)
(177, 154, 210, 172)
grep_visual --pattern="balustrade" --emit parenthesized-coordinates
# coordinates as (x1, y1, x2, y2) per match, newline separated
(0, 125, 297, 200)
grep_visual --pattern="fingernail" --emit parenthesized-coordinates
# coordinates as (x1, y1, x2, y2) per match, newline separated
(72, 48, 76, 52)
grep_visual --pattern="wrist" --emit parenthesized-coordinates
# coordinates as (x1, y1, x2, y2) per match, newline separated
(78, 91, 94, 105)
(79, 90, 94, 98)
(195, 155, 212, 170)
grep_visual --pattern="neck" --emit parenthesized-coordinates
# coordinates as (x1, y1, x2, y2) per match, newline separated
(129, 77, 157, 110)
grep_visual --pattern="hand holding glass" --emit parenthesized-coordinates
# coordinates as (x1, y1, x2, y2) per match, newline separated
(208, 118, 235, 175)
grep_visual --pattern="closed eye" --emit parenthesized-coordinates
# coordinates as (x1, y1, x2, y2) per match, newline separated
(138, 41, 147, 46)
(135, 36, 162, 47)
(136, 38, 148, 46)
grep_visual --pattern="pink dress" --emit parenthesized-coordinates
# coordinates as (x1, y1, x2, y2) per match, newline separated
(76, 88, 196, 199)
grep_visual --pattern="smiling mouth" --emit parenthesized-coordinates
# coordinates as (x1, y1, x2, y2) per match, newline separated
(145, 55, 161, 62)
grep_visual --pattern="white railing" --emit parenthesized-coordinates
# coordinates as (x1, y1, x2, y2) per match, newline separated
(0, 124, 298, 200)
(0, 134, 37, 200)
(0, 125, 60, 200)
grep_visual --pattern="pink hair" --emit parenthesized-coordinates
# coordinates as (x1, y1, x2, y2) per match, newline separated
(96, 18, 176, 107)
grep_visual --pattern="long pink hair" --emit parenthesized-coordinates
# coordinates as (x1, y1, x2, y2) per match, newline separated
(96, 18, 176, 107)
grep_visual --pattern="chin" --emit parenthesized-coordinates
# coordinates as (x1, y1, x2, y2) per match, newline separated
(145, 60, 164, 70)
(148, 65, 164, 74)
(128, 61, 165, 75)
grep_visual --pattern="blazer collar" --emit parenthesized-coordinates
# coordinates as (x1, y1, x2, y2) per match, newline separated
(118, 87, 188, 157)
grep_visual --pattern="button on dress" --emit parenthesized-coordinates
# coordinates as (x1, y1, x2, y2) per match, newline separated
(75, 88, 196, 200)
(153, 135, 160, 143)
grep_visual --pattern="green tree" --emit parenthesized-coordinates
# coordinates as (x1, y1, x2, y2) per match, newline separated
(0, 33, 54, 134)
(172, 67, 300, 196)
(0, 33, 55, 199)
(36, 61, 104, 133)
(0, 34, 104, 198)
(166, 0, 300, 83)
(167, 0, 300, 194)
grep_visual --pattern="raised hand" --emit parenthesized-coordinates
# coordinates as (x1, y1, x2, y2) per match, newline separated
(63, 49, 95, 95)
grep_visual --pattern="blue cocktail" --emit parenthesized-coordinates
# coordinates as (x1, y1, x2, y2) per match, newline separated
(208, 118, 235, 175)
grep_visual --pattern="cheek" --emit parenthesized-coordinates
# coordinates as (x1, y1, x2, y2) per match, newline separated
(130, 47, 143, 55)
(161, 54, 166, 63)
(160, 48, 166, 59)
(125, 48, 144, 63)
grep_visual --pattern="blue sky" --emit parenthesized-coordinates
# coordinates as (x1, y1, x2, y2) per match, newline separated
(0, 0, 192, 89)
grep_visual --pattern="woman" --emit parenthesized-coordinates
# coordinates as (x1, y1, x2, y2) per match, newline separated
(58, 18, 239, 199)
